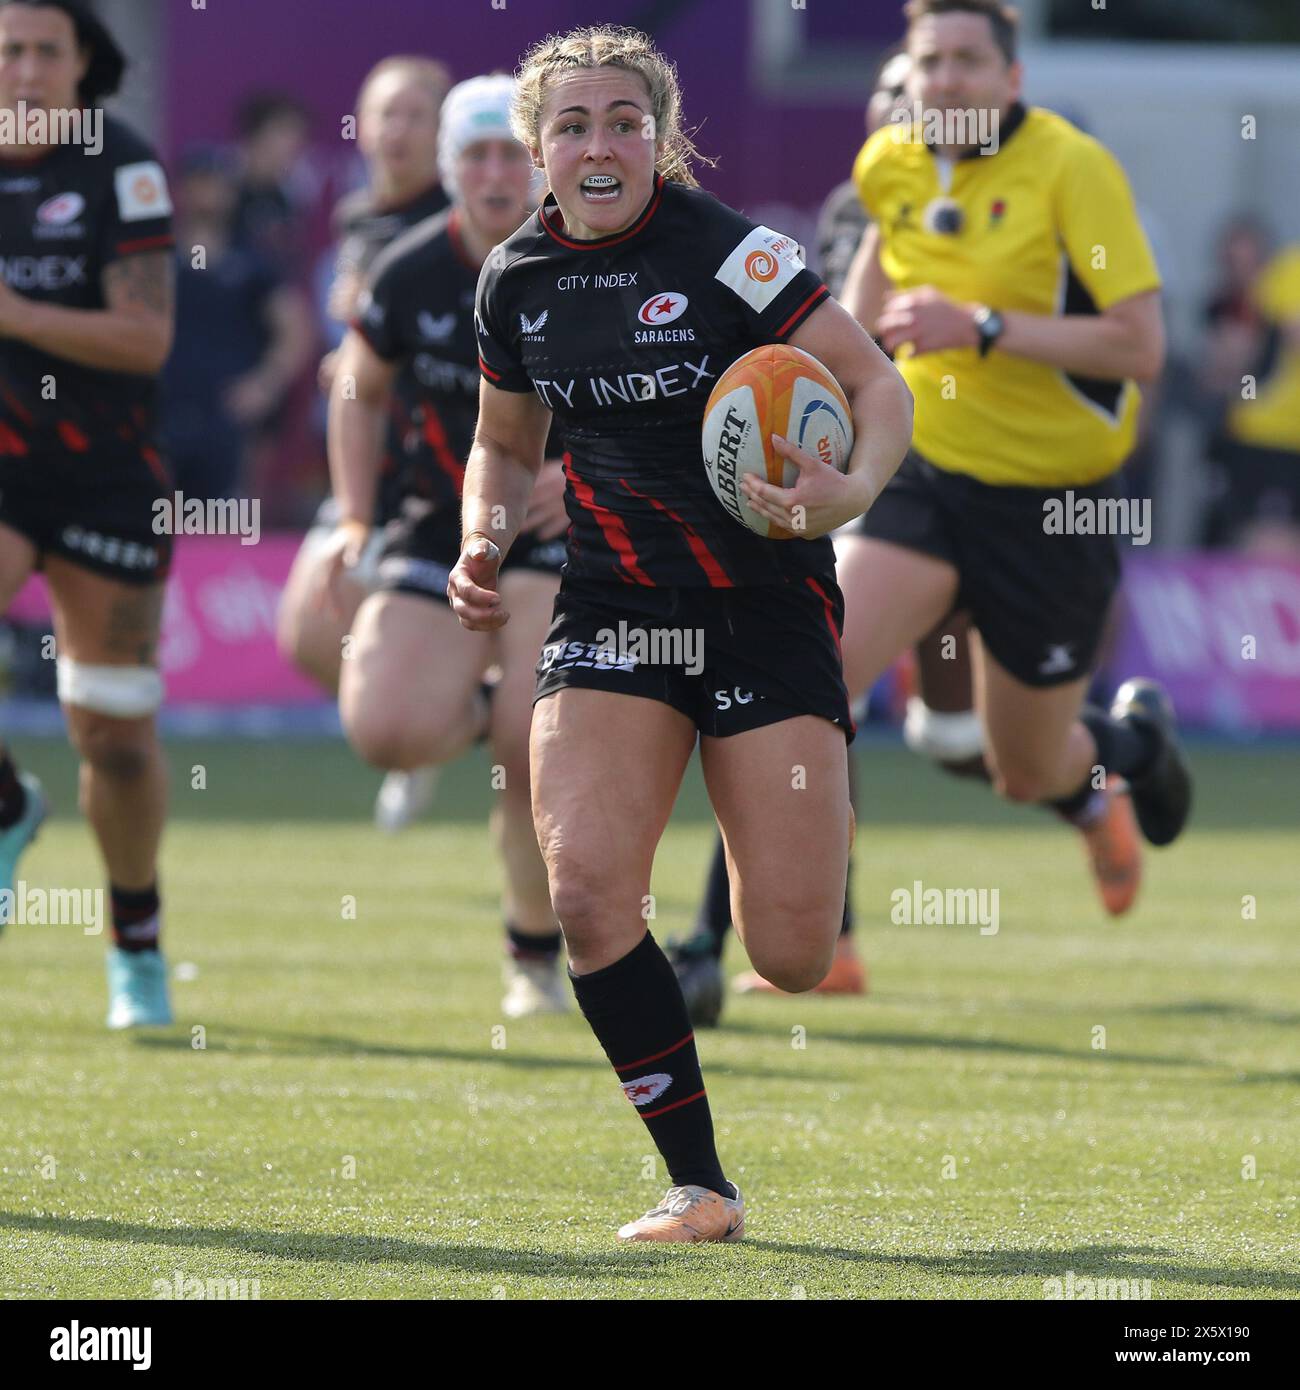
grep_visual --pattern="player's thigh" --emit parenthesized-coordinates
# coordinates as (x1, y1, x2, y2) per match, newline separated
(42, 558, 164, 763)
(973, 635, 1090, 794)
(530, 688, 696, 928)
(340, 589, 489, 735)
(0, 521, 38, 609)
(490, 568, 559, 767)
(700, 714, 849, 962)
(44, 556, 164, 665)
(834, 534, 959, 697)
(277, 531, 365, 660)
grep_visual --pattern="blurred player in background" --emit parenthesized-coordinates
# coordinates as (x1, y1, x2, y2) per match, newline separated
(277, 55, 451, 828)
(455, 26, 911, 1241)
(840, 0, 1190, 896)
(0, 0, 176, 1027)
(324, 76, 570, 1018)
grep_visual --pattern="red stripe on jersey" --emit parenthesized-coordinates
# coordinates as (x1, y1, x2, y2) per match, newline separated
(114, 235, 175, 256)
(478, 355, 502, 383)
(56, 420, 89, 453)
(562, 452, 653, 586)
(141, 445, 169, 489)
(0, 385, 32, 426)
(541, 175, 664, 251)
(614, 1031, 694, 1073)
(0, 421, 28, 455)
(775, 285, 830, 340)
(805, 575, 842, 661)
(419, 405, 466, 492)
(617, 478, 734, 588)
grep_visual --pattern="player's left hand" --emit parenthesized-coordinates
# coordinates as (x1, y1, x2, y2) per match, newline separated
(522, 458, 569, 539)
(741, 434, 871, 539)
(876, 286, 980, 356)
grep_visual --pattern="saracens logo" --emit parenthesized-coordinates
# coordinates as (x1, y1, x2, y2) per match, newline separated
(36, 192, 84, 224)
(636, 292, 688, 326)
(621, 1073, 672, 1107)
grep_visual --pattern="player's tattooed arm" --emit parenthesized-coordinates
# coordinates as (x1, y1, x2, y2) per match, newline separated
(0, 251, 175, 374)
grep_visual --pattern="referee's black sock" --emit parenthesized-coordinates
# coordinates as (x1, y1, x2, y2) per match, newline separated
(1048, 706, 1159, 827)
(1079, 705, 1160, 782)
(570, 932, 728, 1196)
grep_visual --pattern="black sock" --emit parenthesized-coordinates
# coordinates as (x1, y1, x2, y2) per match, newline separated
(111, 883, 160, 952)
(570, 933, 728, 1195)
(1080, 705, 1159, 781)
(1048, 777, 1107, 828)
(506, 923, 562, 963)
(694, 833, 732, 958)
(839, 756, 857, 937)
(0, 752, 27, 830)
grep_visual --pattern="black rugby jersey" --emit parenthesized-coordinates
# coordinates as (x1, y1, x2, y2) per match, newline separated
(353, 206, 486, 513)
(475, 174, 833, 588)
(0, 115, 173, 458)
(330, 180, 449, 286)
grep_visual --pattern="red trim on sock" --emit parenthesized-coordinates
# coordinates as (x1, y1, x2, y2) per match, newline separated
(614, 1031, 694, 1073)
(639, 1088, 706, 1120)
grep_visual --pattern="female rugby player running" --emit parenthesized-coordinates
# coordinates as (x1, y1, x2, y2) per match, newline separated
(325, 76, 571, 1019)
(450, 27, 913, 1242)
(0, 0, 176, 1028)
(276, 54, 451, 831)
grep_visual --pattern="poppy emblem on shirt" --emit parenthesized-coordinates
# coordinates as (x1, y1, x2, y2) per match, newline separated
(636, 292, 688, 326)
(990, 199, 1007, 228)
(36, 192, 85, 224)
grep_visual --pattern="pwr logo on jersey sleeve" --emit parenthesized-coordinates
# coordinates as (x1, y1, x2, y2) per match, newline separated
(715, 226, 804, 313)
(114, 161, 173, 222)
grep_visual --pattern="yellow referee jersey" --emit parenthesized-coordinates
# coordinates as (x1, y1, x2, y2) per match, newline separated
(1227, 246, 1300, 453)
(853, 104, 1161, 487)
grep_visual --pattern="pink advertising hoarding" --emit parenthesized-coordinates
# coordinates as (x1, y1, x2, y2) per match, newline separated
(9, 541, 1300, 729)
(10, 535, 325, 705)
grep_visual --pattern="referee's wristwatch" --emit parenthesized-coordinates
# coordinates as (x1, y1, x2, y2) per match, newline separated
(973, 305, 1005, 358)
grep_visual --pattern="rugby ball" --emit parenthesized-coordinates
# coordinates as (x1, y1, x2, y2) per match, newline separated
(701, 344, 854, 540)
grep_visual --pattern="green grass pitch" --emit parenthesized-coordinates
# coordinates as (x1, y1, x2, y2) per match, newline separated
(1, 733, 1296, 1299)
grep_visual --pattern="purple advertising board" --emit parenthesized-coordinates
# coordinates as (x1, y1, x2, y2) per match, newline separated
(1112, 554, 1300, 733)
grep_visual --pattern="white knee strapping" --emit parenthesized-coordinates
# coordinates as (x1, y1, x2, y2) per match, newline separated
(903, 696, 984, 763)
(56, 659, 164, 717)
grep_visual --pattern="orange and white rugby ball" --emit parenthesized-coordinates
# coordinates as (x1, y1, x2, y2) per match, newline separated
(701, 343, 854, 540)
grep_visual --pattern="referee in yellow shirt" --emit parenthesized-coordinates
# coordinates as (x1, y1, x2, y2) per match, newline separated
(832, 0, 1192, 889)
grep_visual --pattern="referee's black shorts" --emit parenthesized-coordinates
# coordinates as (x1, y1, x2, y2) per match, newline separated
(853, 448, 1121, 687)
(534, 573, 854, 740)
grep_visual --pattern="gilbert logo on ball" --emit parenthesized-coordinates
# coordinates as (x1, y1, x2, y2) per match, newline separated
(701, 344, 854, 540)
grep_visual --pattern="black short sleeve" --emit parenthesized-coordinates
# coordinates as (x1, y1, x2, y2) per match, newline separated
(474, 251, 534, 393)
(100, 140, 174, 265)
(352, 255, 408, 362)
